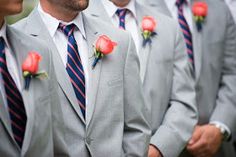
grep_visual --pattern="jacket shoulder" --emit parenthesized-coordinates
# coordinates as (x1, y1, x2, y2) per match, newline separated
(7, 26, 50, 56)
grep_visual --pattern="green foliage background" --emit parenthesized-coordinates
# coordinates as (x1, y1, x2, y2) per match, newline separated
(6, 0, 38, 24)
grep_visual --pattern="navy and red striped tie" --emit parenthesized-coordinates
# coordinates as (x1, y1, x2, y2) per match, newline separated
(0, 37, 27, 148)
(58, 24, 86, 118)
(176, 0, 194, 67)
(116, 9, 128, 30)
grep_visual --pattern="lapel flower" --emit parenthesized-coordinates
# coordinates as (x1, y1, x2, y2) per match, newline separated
(22, 52, 48, 90)
(192, 2, 208, 31)
(92, 35, 117, 69)
(141, 16, 157, 47)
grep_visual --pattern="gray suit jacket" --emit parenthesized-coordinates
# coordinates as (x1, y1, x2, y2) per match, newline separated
(85, 1, 198, 157)
(0, 26, 69, 156)
(14, 9, 151, 157)
(141, 0, 236, 156)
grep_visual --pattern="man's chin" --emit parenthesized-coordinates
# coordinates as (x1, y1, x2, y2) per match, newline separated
(75, 4, 89, 12)
(9, 4, 23, 15)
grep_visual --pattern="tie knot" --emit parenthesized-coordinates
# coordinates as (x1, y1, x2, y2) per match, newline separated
(58, 23, 76, 37)
(116, 8, 128, 18)
(176, 0, 187, 8)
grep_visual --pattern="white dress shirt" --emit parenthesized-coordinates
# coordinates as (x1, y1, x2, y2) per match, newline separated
(225, 0, 236, 23)
(165, 0, 194, 32)
(102, 0, 140, 55)
(0, 21, 22, 110)
(38, 4, 89, 103)
(164, 0, 231, 136)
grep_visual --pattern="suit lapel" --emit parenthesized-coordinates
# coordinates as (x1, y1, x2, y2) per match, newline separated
(139, 38, 151, 82)
(190, 0, 204, 81)
(6, 27, 35, 152)
(83, 14, 102, 127)
(192, 19, 203, 81)
(136, 3, 154, 82)
(21, 88, 35, 154)
(25, 9, 86, 124)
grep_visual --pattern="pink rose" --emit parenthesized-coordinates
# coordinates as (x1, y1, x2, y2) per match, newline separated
(22, 52, 41, 75)
(192, 2, 208, 17)
(142, 16, 157, 32)
(96, 35, 117, 55)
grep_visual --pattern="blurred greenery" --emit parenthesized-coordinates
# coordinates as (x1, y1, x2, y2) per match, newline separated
(6, 0, 38, 24)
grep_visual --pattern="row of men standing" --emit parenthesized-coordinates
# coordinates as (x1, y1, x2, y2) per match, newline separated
(0, 0, 235, 157)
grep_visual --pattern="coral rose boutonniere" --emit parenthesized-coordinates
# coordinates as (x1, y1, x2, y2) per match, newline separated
(92, 35, 117, 69)
(192, 2, 208, 31)
(22, 52, 48, 90)
(141, 16, 157, 47)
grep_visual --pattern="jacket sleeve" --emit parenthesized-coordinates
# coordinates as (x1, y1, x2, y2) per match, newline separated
(150, 23, 198, 157)
(210, 4, 236, 136)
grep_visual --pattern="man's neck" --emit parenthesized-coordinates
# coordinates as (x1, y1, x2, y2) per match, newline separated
(0, 18, 4, 29)
(40, 1, 79, 22)
(111, 0, 131, 7)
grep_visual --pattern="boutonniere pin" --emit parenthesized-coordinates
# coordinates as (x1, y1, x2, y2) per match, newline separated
(22, 52, 48, 90)
(141, 16, 157, 47)
(92, 35, 117, 69)
(192, 2, 208, 31)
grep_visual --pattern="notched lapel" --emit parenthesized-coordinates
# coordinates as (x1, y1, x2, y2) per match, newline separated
(83, 14, 102, 127)
(136, 3, 157, 82)
(21, 87, 35, 155)
(192, 16, 203, 82)
(190, 0, 207, 81)
(6, 27, 35, 152)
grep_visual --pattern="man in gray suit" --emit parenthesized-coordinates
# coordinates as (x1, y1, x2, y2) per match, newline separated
(0, 0, 69, 156)
(141, 0, 236, 157)
(85, 0, 197, 157)
(14, 0, 151, 156)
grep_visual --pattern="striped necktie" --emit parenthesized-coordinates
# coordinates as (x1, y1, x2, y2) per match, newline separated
(0, 37, 27, 148)
(58, 23, 86, 118)
(176, 0, 194, 66)
(116, 8, 128, 30)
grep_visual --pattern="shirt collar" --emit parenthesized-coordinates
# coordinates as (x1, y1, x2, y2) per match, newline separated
(0, 21, 10, 49)
(102, 0, 137, 19)
(38, 3, 86, 39)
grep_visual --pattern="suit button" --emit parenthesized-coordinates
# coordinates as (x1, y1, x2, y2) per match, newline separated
(196, 86, 201, 92)
(86, 137, 92, 145)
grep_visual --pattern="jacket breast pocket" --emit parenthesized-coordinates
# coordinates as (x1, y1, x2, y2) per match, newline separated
(154, 53, 172, 66)
(107, 78, 123, 87)
(37, 95, 50, 105)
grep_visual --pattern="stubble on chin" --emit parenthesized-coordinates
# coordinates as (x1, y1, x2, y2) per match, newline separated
(63, 0, 89, 12)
